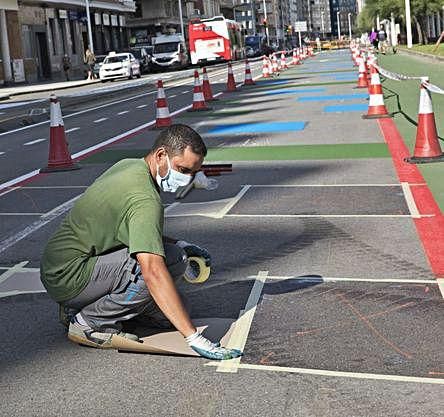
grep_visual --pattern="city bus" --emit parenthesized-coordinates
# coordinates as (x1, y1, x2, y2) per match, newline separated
(188, 16, 245, 65)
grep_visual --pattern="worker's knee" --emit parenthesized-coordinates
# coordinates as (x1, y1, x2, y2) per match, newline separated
(164, 242, 187, 281)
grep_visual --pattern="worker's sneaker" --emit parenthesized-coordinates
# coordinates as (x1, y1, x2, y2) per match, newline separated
(58, 304, 79, 329)
(68, 317, 139, 349)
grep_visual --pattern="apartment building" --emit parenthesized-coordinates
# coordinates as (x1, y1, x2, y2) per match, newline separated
(1, 0, 136, 84)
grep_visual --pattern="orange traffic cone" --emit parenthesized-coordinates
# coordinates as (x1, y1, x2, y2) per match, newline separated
(355, 57, 368, 88)
(154, 79, 172, 128)
(40, 94, 79, 173)
(280, 52, 288, 70)
(262, 56, 270, 78)
(226, 62, 236, 92)
(244, 59, 255, 85)
(187, 70, 211, 112)
(267, 57, 274, 75)
(202, 67, 217, 101)
(292, 49, 298, 65)
(405, 79, 444, 164)
(272, 54, 279, 73)
(296, 48, 302, 64)
(362, 64, 391, 119)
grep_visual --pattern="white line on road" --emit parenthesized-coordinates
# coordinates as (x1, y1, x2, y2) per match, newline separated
(261, 275, 439, 284)
(215, 185, 251, 218)
(0, 194, 82, 255)
(248, 184, 415, 187)
(437, 279, 444, 299)
(216, 270, 268, 373)
(170, 94, 177, 98)
(0, 152, 4, 156)
(181, 91, 189, 94)
(117, 110, 129, 115)
(0, 261, 29, 286)
(225, 214, 434, 219)
(207, 362, 444, 385)
(136, 104, 147, 108)
(93, 118, 108, 123)
(65, 127, 80, 133)
(23, 138, 46, 146)
(401, 182, 421, 219)
(0, 213, 45, 216)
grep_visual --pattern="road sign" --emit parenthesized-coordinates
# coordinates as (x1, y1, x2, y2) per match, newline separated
(294, 21, 307, 32)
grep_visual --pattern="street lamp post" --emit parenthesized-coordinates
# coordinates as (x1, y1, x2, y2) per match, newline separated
(405, 0, 413, 48)
(347, 12, 352, 40)
(321, 10, 325, 39)
(85, 0, 94, 53)
(263, 0, 270, 45)
(337, 11, 341, 40)
(178, 0, 185, 37)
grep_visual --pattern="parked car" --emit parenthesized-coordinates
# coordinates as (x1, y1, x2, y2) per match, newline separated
(99, 52, 141, 82)
(129, 46, 153, 74)
(93, 55, 107, 78)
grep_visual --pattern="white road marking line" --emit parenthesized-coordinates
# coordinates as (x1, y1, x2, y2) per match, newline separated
(437, 279, 444, 299)
(93, 118, 108, 123)
(136, 104, 147, 108)
(19, 185, 88, 189)
(65, 127, 80, 133)
(216, 270, 268, 373)
(0, 152, 5, 156)
(0, 265, 39, 272)
(23, 138, 46, 146)
(170, 94, 177, 98)
(164, 202, 180, 214)
(260, 275, 439, 284)
(0, 186, 19, 197)
(0, 261, 29, 286)
(225, 214, 434, 219)
(0, 194, 82, 255)
(117, 110, 129, 115)
(401, 182, 421, 219)
(248, 184, 416, 187)
(181, 91, 188, 94)
(215, 185, 251, 218)
(0, 213, 45, 216)
(207, 362, 444, 385)
(0, 289, 46, 299)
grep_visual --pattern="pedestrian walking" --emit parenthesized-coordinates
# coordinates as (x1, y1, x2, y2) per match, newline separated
(370, 28, 378, 49)
(377, 25, 388, 54)
(62, 54, 71, 81)
(84, 48, 96, 80)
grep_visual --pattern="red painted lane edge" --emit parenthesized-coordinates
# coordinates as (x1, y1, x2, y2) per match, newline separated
(378, 118, 444, 278)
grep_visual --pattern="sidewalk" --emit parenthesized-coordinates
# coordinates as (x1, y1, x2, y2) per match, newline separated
(0, 50, 443, 417)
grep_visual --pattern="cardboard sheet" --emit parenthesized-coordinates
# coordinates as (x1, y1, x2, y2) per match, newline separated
(113, 318, 236, 356)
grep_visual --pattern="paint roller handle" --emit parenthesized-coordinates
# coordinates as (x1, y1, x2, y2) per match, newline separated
(176, 240, 211, 267)
(186, 331, 243, 360)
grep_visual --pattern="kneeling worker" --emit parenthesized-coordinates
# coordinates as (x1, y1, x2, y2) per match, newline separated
(40, 124, 241, 360)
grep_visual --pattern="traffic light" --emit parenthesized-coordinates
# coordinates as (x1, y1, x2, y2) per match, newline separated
(287, 25, 292, 34)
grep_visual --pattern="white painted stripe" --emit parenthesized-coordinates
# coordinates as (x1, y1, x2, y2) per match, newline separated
(0, 261, 29, 285)
(170, 94, 177, 98)
(401, 182, 420, 219)
(0, 194, 81, 255)
(181, 91, 188, 94)
(136, 104, 147, 108)
(0, 289, 46, 299)
(216, 270, 268, 373)
(93, 118, 108, 123)
(260, 275, 438, 284)
(23, 138, 46, 146)
(0, 213, 45, 216)
(207, 362, 444, 385)
(215, 185, 251, 218)
(437, 279, 444, 299)
(19, 186, 87, 189)
(117, 110, 130, 115)
(248, 184, 408, 188)
(225, 214, 433, 219)
(0, 152, 5, 155)
(0, 186, 19, 197)
(65, 127, 80, 133)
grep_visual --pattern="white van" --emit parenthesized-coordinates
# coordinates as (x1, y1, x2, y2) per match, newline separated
(151, 34, 189, 71)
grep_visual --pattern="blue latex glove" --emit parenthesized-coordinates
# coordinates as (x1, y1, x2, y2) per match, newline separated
(186, 331, 243, 360)
(177, 240, 211, 267)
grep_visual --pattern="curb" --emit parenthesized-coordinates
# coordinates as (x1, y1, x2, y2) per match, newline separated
(396, 47, 444, 62)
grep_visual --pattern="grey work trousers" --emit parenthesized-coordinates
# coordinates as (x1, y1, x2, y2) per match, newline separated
(63, 243, 187, 333)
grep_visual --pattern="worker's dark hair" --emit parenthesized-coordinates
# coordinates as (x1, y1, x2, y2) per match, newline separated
(151, 124, 207, 157)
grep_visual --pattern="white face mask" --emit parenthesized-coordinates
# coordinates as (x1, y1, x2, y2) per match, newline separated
(156, 155, 192, 193)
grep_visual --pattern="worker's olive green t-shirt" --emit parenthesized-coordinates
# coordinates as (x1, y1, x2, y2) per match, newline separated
(40, 159, 164, 302)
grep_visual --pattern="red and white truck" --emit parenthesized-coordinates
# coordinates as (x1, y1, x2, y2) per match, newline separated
(188, 16, 245, 65)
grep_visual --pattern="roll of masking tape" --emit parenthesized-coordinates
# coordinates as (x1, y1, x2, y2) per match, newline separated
(183, 256, 211, 284)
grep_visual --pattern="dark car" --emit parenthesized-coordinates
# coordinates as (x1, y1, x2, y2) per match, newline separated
(129, 46, 153, 74)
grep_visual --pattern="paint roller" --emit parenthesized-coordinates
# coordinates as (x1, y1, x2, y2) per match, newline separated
(183, 256, 211, 284)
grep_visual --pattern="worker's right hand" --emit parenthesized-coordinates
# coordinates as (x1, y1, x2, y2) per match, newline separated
(186, 331, 242, 360)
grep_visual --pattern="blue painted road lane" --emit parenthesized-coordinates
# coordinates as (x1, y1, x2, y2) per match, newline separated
(266, 88, 326, 95)
(324, 103, 368, 112)
(207, 121, 306, 135)
(297, 93, 368, 102)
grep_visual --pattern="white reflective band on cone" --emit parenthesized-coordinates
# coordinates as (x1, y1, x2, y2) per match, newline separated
(184, 256, 210, 284)
(371, 73, 380, 85)
(50, 101, 64, 127)
(369, 94, 384, 106)
(157, 107, 170, 117)
(157, 88, 166, 99)
(419, 87, 434, 114)
(194, 92, 204, 102)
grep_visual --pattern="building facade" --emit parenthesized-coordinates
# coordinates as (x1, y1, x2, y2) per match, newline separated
(0, 0, 135, 84)
(329, 0, 356, 38)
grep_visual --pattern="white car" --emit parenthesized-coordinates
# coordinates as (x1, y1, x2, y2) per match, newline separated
(99, 52, 141, 82)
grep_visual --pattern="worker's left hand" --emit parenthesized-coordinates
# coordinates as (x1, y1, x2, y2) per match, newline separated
(176, 240, 211, 267)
